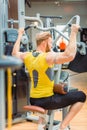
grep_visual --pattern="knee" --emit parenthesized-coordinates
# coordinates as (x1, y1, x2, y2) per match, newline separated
(79, 91, 86, 103)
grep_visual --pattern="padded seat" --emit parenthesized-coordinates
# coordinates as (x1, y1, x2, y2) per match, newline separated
(23, 105, 46, 114)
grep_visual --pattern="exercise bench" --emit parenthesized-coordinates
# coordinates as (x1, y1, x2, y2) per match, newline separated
(23, 105, 48, 130)
(23, 105, 61, 130)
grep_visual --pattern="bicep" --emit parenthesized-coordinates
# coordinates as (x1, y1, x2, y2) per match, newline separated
(13, 52, 28, 61)
(46, 52, 73, 65)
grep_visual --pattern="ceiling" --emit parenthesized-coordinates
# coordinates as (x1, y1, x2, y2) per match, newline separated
(25, 0, 87, 8)
(30, 0, 86, 2)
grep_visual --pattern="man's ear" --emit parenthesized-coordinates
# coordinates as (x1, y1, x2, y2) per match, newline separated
(43, 40, 47, 48)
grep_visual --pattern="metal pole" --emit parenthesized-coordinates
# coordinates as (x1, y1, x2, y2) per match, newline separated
(18, 0, 43, 28)
(18, 0, 25, 27)
(0, 0, 8, 129)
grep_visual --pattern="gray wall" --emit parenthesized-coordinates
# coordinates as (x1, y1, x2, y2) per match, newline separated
(25, 1, 87, 27)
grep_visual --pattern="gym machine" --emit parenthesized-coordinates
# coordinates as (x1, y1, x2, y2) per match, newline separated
(0, 1, 23, 130)
(0, 0, 29, 127)
(17, 1, 87, 130)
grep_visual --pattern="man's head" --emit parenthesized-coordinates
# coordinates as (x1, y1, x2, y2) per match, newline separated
(36, 32, 52, 52)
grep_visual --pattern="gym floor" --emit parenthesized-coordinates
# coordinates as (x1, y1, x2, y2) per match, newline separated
(5, 70, 87, 130)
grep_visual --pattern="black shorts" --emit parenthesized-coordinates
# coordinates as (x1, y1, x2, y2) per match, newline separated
(30, 91, 86, 110)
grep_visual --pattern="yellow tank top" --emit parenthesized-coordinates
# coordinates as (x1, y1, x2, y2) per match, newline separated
(24, 52, 54, 98)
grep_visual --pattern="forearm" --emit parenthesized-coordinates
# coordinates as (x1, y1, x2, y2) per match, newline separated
(65, 31, 77, 59)
(12, 28, 24, 58)
(12, 35, 22, 56)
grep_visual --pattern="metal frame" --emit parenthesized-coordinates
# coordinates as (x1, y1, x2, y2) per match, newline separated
(0, 0, 8, 130)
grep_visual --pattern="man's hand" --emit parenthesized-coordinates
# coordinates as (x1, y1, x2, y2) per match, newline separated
(53, 83, 68, 94)
(18, 28, 25, 37)
(71, 24, 80, 34)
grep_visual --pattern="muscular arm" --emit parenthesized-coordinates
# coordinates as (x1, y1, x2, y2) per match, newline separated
(46, 24, 80, 65)
(12, 28, 28, 61)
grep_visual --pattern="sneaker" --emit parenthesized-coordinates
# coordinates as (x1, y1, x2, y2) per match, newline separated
(38, 124, 45, 130)
(58, 124, 69, 130)
(64, 127, 69, 130)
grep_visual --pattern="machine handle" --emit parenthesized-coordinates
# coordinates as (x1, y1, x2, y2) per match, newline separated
(24, 24, 36, 31)
(68, 24, 82, 32)
(24, 26, 30, 31)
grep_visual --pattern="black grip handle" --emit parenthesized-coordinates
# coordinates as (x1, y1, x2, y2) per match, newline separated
(24, 25, 36, 31)
(68, 24, 82, 32)
(24, 26, 31, 31)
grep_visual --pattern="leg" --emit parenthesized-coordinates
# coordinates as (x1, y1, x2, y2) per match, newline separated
(59, 102, 84, 130)
(38, 116, 46, 130)
(30, 91, 86, 130)
(38, 110, 48, 130)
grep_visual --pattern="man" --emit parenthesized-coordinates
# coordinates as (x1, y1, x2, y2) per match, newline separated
(12, 24, 86, 130)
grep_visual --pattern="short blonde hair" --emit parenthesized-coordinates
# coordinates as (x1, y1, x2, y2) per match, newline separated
(36, 32, 52, 46)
